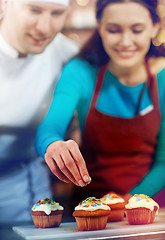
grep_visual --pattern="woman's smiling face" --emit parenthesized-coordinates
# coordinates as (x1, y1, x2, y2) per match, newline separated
(98, 2, 159, 69)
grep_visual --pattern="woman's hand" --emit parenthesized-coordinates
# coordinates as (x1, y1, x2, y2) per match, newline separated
(45, 140, 90, 187)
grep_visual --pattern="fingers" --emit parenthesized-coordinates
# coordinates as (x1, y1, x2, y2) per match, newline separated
(45, 140, 91, 187)
(54, 150, 80, 186)
(67, 140, 90, 183)
(45, 153, 70, 183)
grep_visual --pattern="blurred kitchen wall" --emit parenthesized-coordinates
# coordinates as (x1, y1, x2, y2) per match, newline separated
(63, 0, 96, 47)
(63, 0, 165, 48)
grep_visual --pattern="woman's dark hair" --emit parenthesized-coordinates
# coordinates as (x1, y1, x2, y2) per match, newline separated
(78, 0, 164, 66)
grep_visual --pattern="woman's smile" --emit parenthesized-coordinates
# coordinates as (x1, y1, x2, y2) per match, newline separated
(114, 49, 137, 59)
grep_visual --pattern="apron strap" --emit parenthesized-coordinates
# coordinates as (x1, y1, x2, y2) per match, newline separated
(136, 57, 158, 114)
(90, 64, 107, 109)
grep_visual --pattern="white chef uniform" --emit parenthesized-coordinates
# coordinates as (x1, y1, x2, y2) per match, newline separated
(0, 32, 79, 223)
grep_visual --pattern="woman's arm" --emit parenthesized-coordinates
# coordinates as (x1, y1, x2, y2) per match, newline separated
(130, 122, 165, 197)
(130, 69, 165, 197)
(35, 59, 91, 186)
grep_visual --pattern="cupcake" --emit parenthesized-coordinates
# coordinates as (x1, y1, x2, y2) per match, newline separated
(125, 194, 159, 225)
(101, 193, 125, 222)
(73, 197, 110, 231)
(31, 197, 63, 228)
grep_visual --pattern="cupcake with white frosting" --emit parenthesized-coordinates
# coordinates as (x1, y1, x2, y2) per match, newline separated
(31, 197, 63, 228)
(73, 197, 110, 231)
(125, 194, 159, 225)
(101, 193, 125, 222)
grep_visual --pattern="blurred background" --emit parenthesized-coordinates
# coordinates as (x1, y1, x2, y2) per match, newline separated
(1, 0, 163, 218)
(63, 0, 96, 47)
(63, 0, 165, 48)
(0, 0, 164, 222)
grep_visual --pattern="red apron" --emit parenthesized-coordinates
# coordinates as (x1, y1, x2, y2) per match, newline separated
(73, 60, 162, 206)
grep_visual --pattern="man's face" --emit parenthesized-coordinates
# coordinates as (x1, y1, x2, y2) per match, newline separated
(0, 1, 68, 55)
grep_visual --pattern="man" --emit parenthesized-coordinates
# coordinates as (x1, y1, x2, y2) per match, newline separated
(0, 0, 78, 223)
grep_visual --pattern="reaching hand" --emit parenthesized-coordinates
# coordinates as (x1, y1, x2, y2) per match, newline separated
(45, 140, 90, 187)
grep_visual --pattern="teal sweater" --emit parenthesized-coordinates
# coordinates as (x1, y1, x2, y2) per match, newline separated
(35, 58, 165, 197)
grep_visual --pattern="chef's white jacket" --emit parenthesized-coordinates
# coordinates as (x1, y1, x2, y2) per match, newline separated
(0, 32, 79, 223)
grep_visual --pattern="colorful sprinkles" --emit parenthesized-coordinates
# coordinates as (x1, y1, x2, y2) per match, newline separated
(101, 193, 121, 201)
(33, 198, 59, 208)
(84, 177, 92, 187)
(78, 197, 107, 208)
(132, 194, 151, 203)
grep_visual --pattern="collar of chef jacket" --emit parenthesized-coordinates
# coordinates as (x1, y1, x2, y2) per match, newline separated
(0, 32, 19, 58)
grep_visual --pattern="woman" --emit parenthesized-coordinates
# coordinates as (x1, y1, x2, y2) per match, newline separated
(36, 0, 165, 206)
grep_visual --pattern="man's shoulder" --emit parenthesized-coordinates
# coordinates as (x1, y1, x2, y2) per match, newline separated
(50, 33, 79, 55)
(42, 33, 79, 64)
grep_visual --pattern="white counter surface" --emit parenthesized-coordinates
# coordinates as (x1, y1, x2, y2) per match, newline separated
(13, 209, 165, 240)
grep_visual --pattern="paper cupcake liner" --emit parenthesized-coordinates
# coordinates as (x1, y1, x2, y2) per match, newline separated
(150, 206, 158, 223)
(75, 215, 108, 231)
(125, 208, 153, 225)
(107, 209, 125, 222)
(32, 214, 62, 228)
